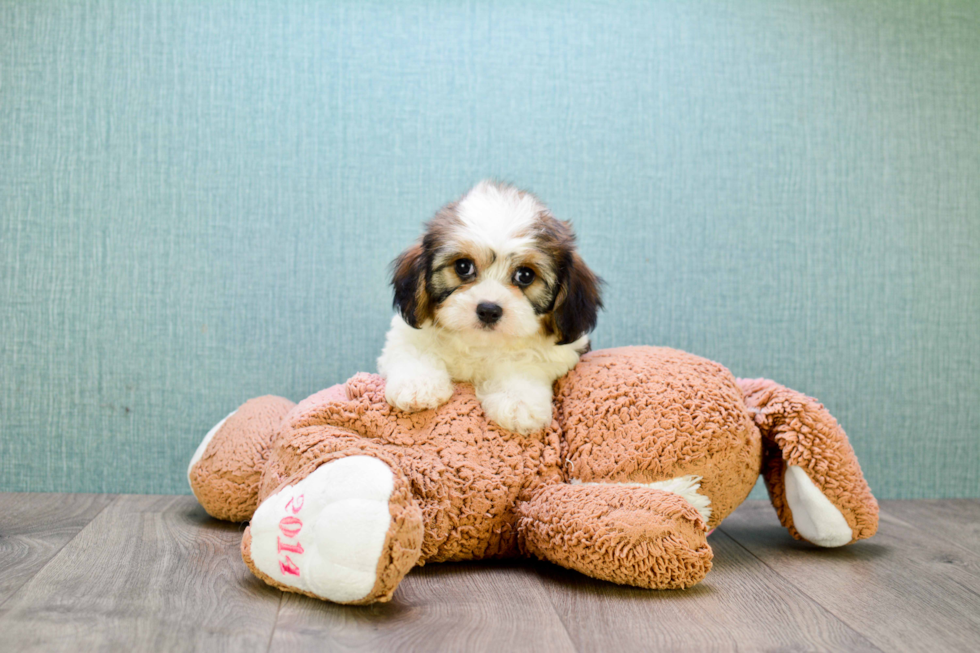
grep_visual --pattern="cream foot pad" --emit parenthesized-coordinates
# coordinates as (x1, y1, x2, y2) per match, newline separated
(784, 465, 853, 547)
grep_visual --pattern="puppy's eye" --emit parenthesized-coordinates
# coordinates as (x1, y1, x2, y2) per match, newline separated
(455, 258, 475, 278)
(513, 267, 536, 287)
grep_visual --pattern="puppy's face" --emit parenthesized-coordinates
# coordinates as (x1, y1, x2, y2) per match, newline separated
(391, 180, 602, 345)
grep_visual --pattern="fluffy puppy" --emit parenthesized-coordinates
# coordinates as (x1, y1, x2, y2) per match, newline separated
(378, 180, 602, 433)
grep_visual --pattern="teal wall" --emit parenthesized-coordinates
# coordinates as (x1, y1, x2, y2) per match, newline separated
(2, 0, 978, 498)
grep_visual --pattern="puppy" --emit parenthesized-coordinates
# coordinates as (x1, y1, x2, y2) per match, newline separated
(378, 180, 602, 433)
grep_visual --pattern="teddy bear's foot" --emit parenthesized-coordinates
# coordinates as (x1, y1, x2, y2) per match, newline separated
(242, 455, 423, 604)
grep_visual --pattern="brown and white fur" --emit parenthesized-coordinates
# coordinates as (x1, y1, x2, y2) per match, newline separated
(378, 180, 602, 433)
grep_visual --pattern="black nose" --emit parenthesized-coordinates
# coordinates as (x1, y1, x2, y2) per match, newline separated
(476, 302, 503, 325)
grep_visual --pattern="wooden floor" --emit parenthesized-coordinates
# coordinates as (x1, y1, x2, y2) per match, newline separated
(1, 496, 978, 653)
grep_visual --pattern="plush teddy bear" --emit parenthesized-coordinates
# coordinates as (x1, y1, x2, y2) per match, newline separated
(188, 346, 878, 605)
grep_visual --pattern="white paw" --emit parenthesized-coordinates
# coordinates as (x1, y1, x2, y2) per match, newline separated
(784, 465, 853, 547)
(248, 456, 394, 603)
(384, 372, 454, 413)
(480, 384, 553, 434)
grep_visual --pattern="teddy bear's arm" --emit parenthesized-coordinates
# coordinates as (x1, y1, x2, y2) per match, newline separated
(517, 483, 713, 589)
(737, 378, 879, 547)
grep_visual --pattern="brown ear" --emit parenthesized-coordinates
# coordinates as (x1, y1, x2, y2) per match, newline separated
(390, 243, 430, 328)
(552, 252, 602, 345)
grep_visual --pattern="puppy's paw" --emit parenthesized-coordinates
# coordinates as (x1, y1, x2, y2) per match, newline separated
(480, 383, 554, 434)
(384, 372, 454, 413)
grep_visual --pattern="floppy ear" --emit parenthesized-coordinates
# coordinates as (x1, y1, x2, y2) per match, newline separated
(552, 252, 603, 345)
(390, 243, 430, 328)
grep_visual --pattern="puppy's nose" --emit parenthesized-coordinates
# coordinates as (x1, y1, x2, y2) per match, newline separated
(476, 302, 503, 325)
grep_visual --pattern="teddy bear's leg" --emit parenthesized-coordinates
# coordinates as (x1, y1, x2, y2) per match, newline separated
(188, 395, 296, 522)
(737, 378, 879, 547)
(241, 454, 424, 605)
(517, 483, 712, 589)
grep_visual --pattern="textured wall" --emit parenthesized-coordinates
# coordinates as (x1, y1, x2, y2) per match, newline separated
(2, 0, 978, 498)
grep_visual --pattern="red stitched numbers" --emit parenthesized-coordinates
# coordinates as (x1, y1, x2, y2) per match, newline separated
(277, 494, 305, 576)
(279, 516, 302, 538)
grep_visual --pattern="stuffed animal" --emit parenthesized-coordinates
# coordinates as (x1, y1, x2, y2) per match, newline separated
(188, 346, 877, 605)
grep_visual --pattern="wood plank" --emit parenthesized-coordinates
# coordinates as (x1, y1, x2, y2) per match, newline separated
(0, 492, 114, 607)
(720, 500, 980, 652)
(537, 524, 880, 653)
(882, 499, 980, 556)
(269, 560, 577, 653)
(1, 495, 976, 651)
(0, 495, 283, 653)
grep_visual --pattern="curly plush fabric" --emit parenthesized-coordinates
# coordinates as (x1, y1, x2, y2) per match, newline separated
(518, 483, 712, 589)
(188, 346, 879, 604)
(555, 347, 762, 530)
